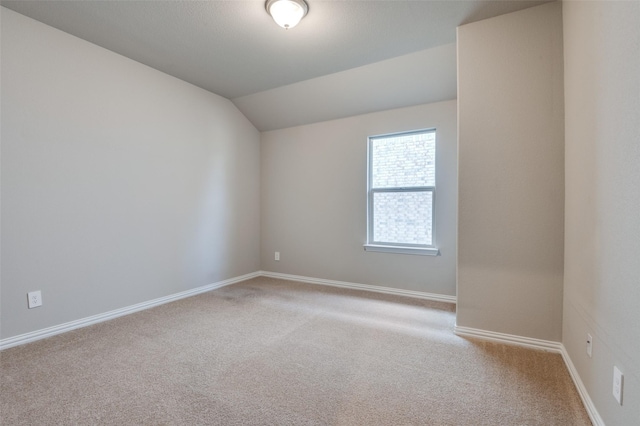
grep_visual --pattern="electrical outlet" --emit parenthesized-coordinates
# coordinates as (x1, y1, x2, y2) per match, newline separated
(586, 333, 593, 358)
(275, 251, 280, 261)
(27, 291, 43, 309)
(613, 366, 623, 405)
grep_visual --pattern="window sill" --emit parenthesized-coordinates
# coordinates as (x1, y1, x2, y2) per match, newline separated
(363, 244, 440, 256)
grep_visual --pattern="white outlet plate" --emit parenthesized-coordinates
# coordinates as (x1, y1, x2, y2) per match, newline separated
(275, 251, 280, 261)
(613, 366, 623, 405)
(586, 333, 593, 358)
(28, 290, 43, 309)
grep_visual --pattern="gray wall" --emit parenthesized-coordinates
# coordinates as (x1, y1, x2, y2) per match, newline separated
(563, 1, 640, 424)
(1, 8, 261, 339)
(260, 101, 457, 296)
(456, 2, 565, 341)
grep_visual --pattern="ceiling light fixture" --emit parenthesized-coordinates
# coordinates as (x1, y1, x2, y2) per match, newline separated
(266, 0, 308, 30)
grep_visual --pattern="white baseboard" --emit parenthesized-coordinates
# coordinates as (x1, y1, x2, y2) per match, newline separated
(2, 271, 603, 425)
(2, 270, 453, 350)
(559, 346, 606, 426)
(259, 271, 457, 304)
(0, 271, 260, 351)
(453, 325, 563, 352)
(454, 325, 603, 426)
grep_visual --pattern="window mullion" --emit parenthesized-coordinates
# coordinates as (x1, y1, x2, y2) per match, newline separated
(370, 187, 434, 193)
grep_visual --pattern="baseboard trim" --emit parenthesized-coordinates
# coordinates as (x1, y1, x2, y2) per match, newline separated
(1, 271, 454, 350)
(454, 325, 604, 426)
(0, 271, 261, 351)
(559, 346, 605, 426)
(453, 325, 563, 352)
(2, 272, 603, 424)
(259, 271, 457, 304)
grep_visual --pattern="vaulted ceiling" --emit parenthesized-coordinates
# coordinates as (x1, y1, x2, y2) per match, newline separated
(1, 0, 551, 130)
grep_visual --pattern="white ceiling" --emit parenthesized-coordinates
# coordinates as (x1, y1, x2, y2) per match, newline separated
(1, 0, 550, 130)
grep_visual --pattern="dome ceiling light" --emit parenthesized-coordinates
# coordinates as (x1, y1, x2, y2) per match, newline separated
(266, 0, 309, 30)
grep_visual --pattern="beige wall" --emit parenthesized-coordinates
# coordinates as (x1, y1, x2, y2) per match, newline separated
(1, 8, 261, 339)
(457, 2, 565, 341)
(260, 101, 457, 296)
(563, 1, 640, 423)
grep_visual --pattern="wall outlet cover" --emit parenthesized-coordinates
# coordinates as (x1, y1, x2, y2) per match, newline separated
(613, 366, 623, 405)
(28, 290, 43, 309)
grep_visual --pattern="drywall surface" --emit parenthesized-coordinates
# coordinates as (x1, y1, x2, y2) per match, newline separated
(457, 2, 564, 341)
(233, 44, 457, 132)
(563, 1, 640, 423)
(260, 101, 457, 296)
(1, 8, 260, 339)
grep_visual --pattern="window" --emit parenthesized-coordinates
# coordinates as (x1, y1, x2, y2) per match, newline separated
(365, 129, 439, 256)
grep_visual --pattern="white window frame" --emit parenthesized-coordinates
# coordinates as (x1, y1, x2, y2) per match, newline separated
(364, 129, 439, 256)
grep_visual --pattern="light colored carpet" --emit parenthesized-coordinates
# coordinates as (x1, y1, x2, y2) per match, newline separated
(1, 277, 590, 425)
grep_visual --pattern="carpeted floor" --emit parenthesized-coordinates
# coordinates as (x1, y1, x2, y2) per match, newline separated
(1, 277, 590, 425)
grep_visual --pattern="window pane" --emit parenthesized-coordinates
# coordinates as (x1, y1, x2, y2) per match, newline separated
(371, 131, 435, 188)
(373, 191, 432, 245)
